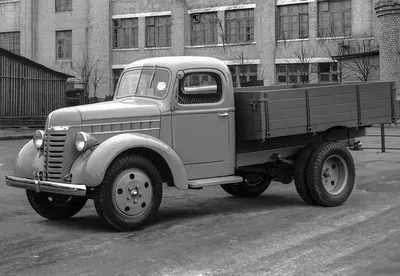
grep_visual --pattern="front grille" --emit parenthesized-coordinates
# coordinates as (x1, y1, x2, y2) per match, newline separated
(43, 131, 67, 181)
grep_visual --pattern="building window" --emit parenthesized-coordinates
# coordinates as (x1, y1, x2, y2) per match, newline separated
(318, 63, 339, 82)
(190, 12, 218, 46)
(318, 0, 351, 37)
(276, 64, 309, 84)
(113, 18, 138, 49)
(113, 69, 123, 93)
(146, 16, 171, 47)
(225, 9, 254, 44)
(278, 4, 309, 40)
(56, 30, 72, 60)
(0, 32, 20, 55)
(55, 0, 72, 12)
(228, 64, 258, 87)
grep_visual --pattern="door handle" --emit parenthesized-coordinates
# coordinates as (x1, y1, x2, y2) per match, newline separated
(218, 112, 229, 117)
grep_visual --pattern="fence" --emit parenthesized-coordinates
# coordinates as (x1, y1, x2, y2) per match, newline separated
(361, 123, 400, 152)
(0, 47, 72, 127)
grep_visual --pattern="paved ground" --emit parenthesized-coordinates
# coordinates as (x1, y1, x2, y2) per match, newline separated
(0, 128, 35, 141)
(0, 132, 400, 276)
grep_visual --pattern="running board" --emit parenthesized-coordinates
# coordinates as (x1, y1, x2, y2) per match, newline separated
(188, 175, 243, 189)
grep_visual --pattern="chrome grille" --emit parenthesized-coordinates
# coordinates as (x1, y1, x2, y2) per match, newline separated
(43, 131, 67, 181)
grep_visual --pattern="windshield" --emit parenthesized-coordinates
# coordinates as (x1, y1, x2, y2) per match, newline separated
(116, 68, 170, 99)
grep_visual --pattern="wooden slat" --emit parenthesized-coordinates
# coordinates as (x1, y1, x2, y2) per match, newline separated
(0, 51, 68, 125)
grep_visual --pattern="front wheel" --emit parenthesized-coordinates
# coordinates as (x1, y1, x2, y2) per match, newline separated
(306, 142, 355, 207)
(221, 172, 272, 197)
(26, 191, 87, 220)
(94, 154, 162, 232)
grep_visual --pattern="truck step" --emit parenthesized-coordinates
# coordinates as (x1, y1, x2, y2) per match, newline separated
(188, 175, 243, 189)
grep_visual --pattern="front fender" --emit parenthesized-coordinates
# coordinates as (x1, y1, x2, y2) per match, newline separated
(13, 140, 43, 179)
(70, 133, 188, 189)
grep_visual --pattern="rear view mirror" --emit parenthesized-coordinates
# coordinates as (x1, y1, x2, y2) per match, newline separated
(177, 70, 184, 80)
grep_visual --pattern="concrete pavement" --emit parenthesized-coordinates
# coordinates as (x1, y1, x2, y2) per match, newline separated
(0, 128, 34, 141)
(1, 135, 400, 275)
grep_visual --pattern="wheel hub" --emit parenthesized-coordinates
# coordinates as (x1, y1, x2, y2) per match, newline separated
(321, 154, 349, 195)
(112, 169, 153, 217)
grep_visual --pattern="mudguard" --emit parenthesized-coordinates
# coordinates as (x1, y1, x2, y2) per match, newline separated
(13, 140, 43, 179)
(70, 133, 188, 189)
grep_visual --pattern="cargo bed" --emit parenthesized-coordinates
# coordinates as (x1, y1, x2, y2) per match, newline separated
(234, 81, 397, 142)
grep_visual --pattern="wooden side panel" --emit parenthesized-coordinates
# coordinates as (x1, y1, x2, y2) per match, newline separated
(268, 88, 307, 137)
(307, 85, 358, 132)
(234, 81, 395, 142)
(358, 82, 394, 125)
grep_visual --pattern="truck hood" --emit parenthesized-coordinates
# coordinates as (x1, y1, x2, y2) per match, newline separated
(74, 98, 161, 123)
(47, 98, 161, 129)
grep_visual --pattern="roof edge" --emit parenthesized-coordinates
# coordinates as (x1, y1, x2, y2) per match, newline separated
(0, 47, 74, 79)
(332, 50, 379, 60)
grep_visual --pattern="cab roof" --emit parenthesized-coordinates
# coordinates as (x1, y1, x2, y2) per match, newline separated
(124, 56, 230, 74)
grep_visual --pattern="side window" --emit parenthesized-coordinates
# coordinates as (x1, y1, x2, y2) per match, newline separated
(178, 72, 222, 105)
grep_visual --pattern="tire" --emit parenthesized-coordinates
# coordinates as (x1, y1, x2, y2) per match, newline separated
(94, 154, 162, 232)
(220, 172, 272, 198)
(306, 142, 355, 207)
(294, 142, 322, 205)
(26, 190, 87, 220)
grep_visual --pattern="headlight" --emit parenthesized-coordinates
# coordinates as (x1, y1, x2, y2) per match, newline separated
(75, 132, 97, 152)
(33, 130, 45, 149)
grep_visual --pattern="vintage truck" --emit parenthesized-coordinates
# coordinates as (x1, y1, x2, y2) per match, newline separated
(5, 56, 397, 231)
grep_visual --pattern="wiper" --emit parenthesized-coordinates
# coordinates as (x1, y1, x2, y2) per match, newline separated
(148, 64, 157, 88)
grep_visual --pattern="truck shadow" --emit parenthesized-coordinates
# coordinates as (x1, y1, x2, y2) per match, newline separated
(39, 193, 307, 233)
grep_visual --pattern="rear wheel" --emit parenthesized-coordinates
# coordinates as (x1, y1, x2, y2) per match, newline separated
(294, 142, 322, 205)
(306, 142, 355, 207)
(26, 191, 87, 220)
(94, 154, 162, 232)
(221, 172, 272, 197)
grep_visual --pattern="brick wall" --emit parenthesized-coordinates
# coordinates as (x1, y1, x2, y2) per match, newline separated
(375, 0, 400, 98)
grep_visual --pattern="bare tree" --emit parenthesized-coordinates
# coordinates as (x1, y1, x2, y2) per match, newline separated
(71, 55, 108, 99)
(284, 42, 318, 84)
(320, 31, 379, 82)
(90, 61, 108, 98)
(335, 39, 379, 82)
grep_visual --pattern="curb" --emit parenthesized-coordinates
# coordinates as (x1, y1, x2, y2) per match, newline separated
(0, 135, 32, 141)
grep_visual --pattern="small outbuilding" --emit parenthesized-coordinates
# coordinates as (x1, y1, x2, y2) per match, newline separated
(0, 47, 73, 127)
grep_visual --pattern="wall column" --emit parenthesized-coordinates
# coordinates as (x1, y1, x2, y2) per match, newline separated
(375, 0, 400, 98)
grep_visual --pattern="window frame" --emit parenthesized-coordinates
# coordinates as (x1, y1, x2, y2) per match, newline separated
(115, 67, 172, 100)
(145, 15, 172, 48)
(55, 0, 72, 12)
(276, 63, 310, 84)
(318, 62, 339, 83)
(277, 3, 309, 40)
(228, 64, 258, 87)
(225, 8, 255, 44)
(113, 18, 139, 49)
(317, 0, 352, 38)
(177, 71, 224, 105)
(0, 31, 20, 55)
(55, 30, 72, 60)
(190, 12, 218, 46)
(112, 69, 124, 93)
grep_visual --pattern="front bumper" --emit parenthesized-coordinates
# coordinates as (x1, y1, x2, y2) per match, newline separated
(5, 176, 87, 197)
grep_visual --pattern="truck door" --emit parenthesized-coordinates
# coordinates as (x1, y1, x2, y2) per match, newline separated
(171, 69, 233, 178)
